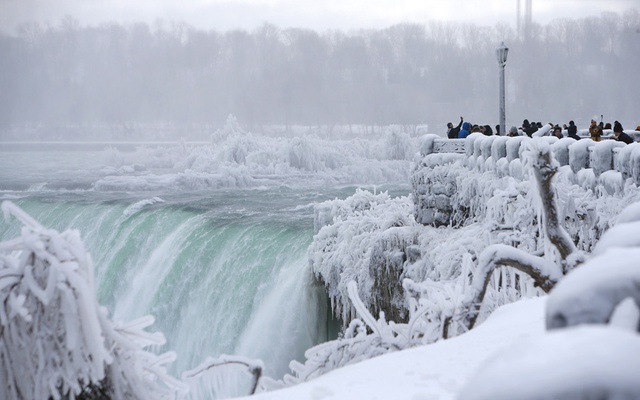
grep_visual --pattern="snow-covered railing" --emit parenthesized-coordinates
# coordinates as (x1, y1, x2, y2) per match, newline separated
(414, 133, 640, 228)
(432, 139, 466, 154)
(426, 135, 640, 179)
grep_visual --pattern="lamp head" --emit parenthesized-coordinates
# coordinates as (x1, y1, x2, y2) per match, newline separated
(496, 42, 509, 66)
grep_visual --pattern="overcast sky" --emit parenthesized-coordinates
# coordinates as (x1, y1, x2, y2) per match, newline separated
(0, 0, 637, 33)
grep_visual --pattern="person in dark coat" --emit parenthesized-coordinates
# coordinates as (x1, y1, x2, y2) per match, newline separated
(567, 120, 580, 140)
(522, 119, 532, 137)
(522, 119, 538, 137)
(447, 116, 464, 139)
(614, 121, 623, 132)
(613, 122, 633, 144)
(483, 125, 494, 136)
(458, 121, 471, 139)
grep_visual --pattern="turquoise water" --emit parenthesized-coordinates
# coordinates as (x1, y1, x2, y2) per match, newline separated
(0, 189, 325, 378)
(0, 145, 410, 380)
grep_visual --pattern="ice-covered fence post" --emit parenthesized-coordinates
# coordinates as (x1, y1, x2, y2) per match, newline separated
(591, 141, 625, 177)
(568, 139, 594, 173)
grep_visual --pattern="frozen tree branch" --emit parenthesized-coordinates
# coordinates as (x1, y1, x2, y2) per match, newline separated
(462, 143, 583, 330)
(182, 355, 264, 396)
(272, 281, 413, 388)
(529, 143, 580, 272)
(0, 201, 184, 400)
(463, 244, 560, 329)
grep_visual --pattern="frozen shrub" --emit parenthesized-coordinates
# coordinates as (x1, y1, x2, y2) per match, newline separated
(0, 201, 183, 400)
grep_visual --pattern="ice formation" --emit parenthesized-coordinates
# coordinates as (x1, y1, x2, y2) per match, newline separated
(301, 135, 640, 389)
(92, 117, 419, 191)
(0, 201, 184, 399)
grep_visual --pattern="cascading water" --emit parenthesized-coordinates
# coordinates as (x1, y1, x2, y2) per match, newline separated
(0, 128, 415, 392)
(0, 191, 332, 379)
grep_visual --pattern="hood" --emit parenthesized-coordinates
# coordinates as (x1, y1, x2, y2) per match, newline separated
(462, 122, 471, 131)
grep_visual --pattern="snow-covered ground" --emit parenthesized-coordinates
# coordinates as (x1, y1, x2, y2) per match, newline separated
(245, 296, 547, 400)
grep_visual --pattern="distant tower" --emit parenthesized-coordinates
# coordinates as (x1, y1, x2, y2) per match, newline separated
(517, 0, 521, 38)
(517, 0, 533, 40)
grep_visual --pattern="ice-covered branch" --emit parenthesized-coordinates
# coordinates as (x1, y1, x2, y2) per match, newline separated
(347, 280, 382, 338)
(528, 142, 580, 271)
(182, 355, 264, 397)
(463, 244, 560, 329)
(0, 201, 183, 400)
(273, 281, 414, 388)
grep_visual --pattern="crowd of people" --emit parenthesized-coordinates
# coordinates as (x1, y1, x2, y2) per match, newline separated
(446, 116, 640, 145)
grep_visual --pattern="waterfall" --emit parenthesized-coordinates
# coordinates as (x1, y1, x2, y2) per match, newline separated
(0, 191, 331, 379)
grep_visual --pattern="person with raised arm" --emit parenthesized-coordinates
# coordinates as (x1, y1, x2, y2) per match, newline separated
(447, 116, 464, 139)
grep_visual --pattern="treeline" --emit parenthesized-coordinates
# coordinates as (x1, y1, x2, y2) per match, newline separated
(0, 10, 639, 133)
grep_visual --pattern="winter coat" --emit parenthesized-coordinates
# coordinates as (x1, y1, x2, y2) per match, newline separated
(589, 124, 602, 142)
(526, 124, 538, 137)
(458, 122, 471, 139)
(616, 131, 634, 144)
(567, 124, 579, 140)
(448, 120, 463, 139)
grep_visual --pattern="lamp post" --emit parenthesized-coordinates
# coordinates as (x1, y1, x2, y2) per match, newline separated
(496, 42, 509, 136)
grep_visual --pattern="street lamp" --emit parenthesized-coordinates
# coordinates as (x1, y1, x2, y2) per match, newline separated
(496, 42, 509, 136)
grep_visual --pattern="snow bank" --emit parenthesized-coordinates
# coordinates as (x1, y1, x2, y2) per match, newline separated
(614, 201, 640, 224)
(546, 247, 640, 329)
(592, 220, 640, 255)
(459, 326, 640, 400)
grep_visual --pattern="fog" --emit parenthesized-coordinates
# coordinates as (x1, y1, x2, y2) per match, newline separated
(0, 8, 639, 141)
